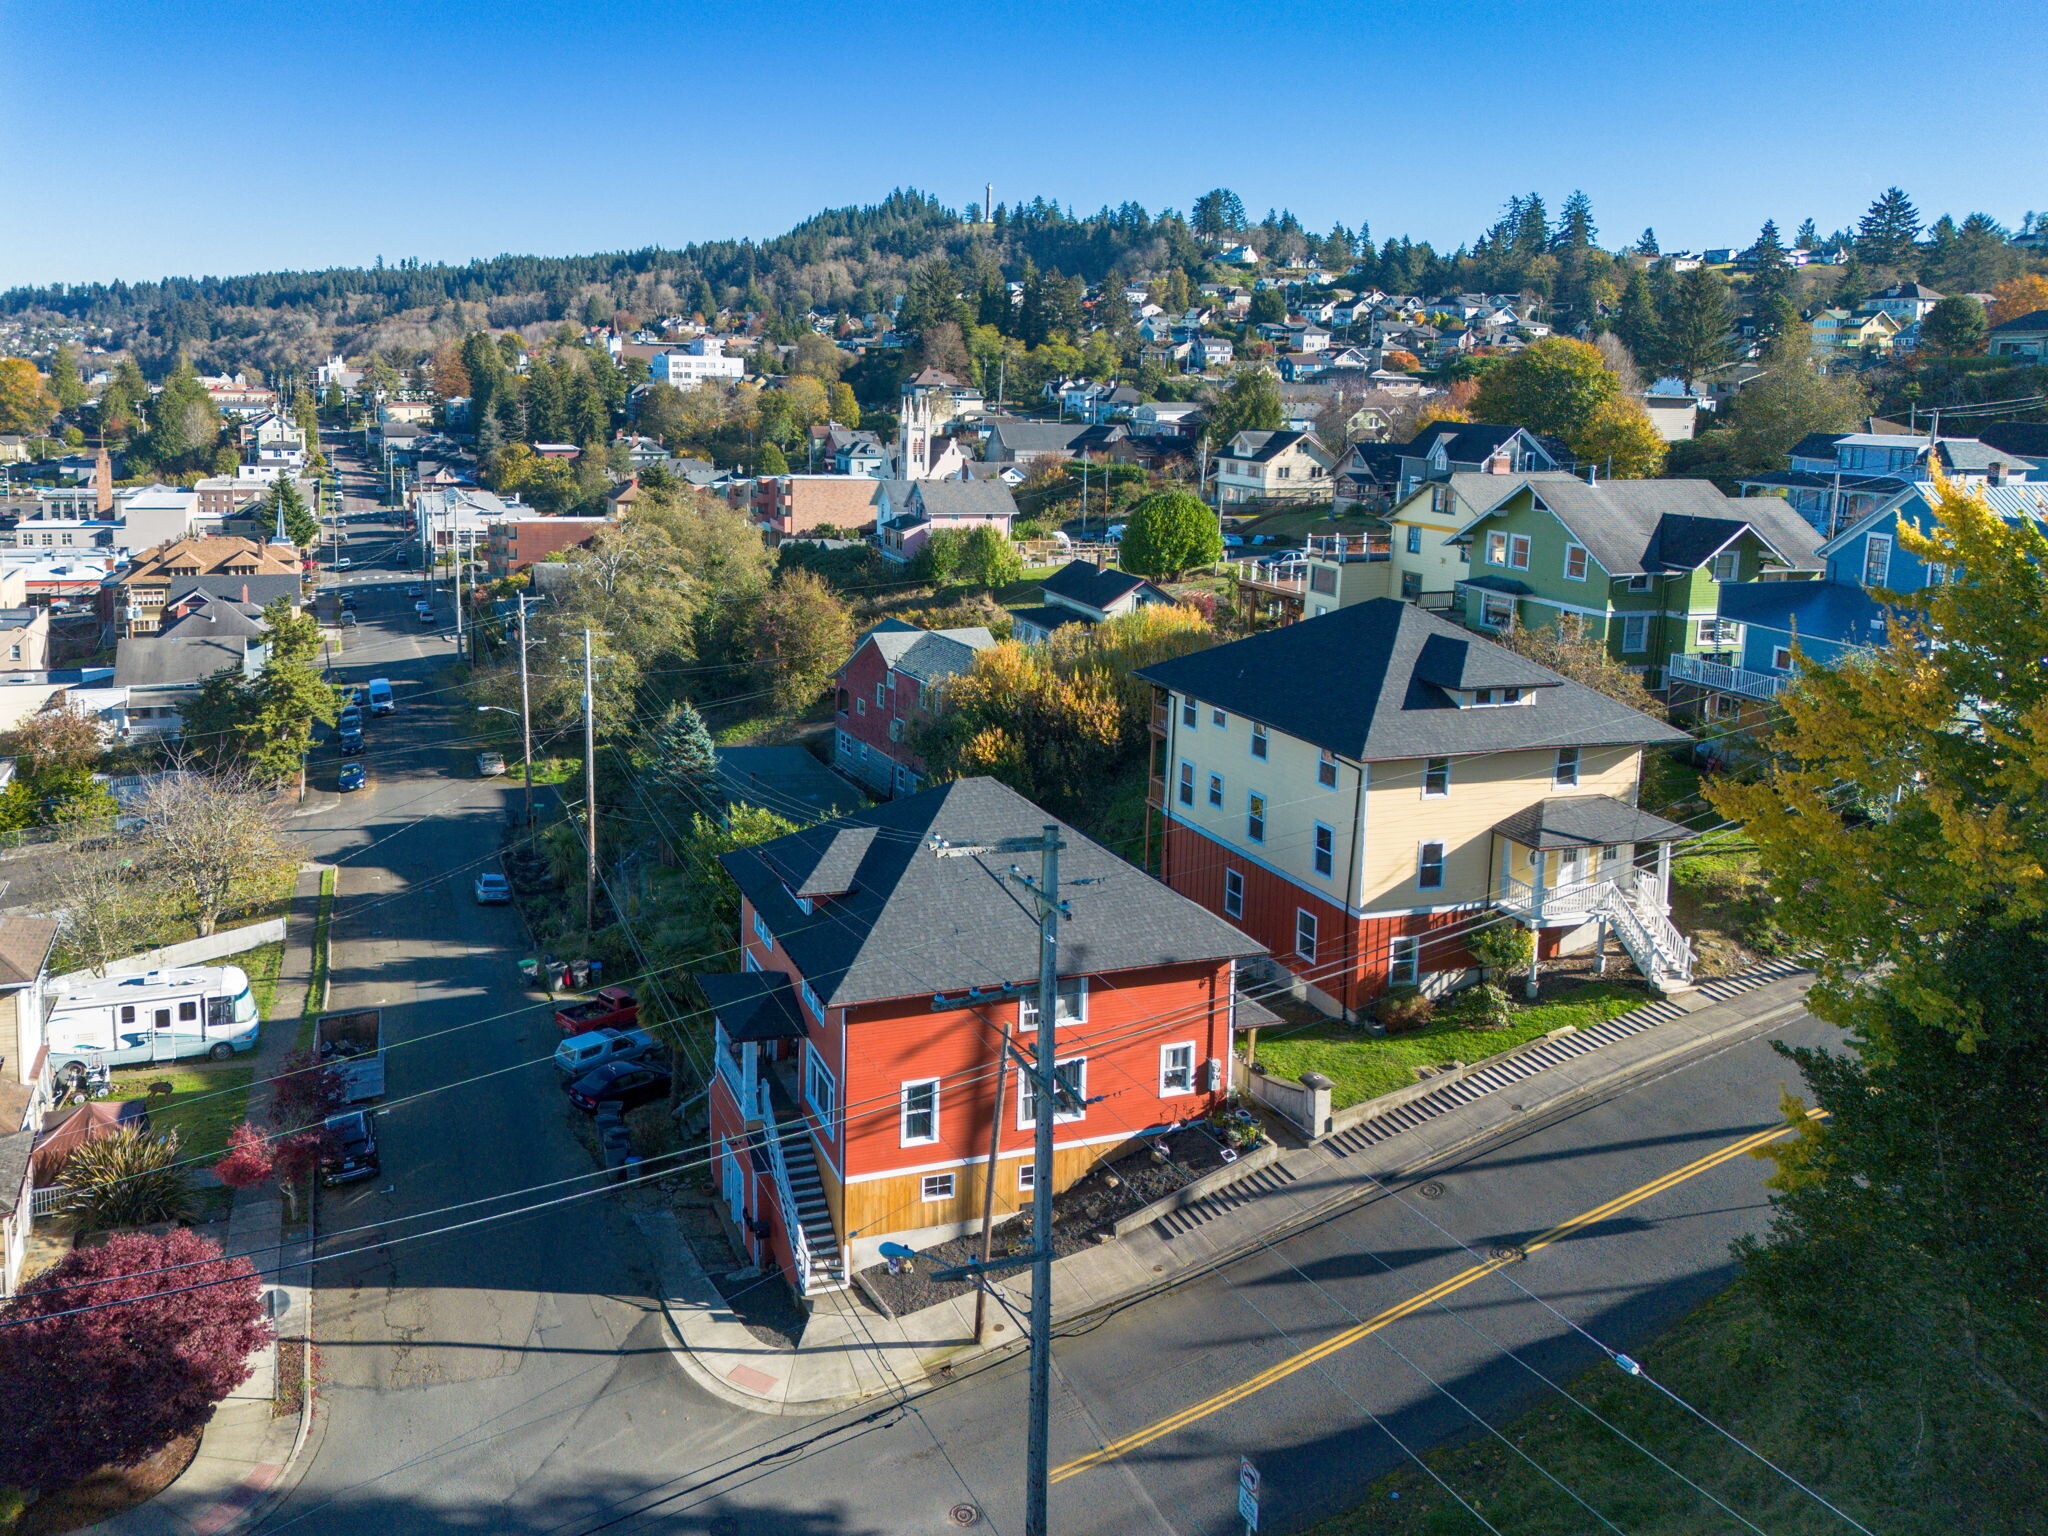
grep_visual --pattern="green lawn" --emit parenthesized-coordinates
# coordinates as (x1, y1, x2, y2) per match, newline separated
(1251, 981, 1648, 1108)
(110, 1061, 254, 1164)
(239, 939, 287, 1022)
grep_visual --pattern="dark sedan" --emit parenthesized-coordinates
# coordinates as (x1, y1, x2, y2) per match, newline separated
(564, 1060, 672, 1113)
(321, 1111, 380, 1185)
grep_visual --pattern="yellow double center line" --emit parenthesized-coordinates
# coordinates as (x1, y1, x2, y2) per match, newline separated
(1051, 1115, 1816, 1482)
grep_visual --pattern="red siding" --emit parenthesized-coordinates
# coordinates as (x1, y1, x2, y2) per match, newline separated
(1162, 821, 1492, 1013)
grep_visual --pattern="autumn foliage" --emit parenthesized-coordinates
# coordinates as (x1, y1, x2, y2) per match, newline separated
(913, 604, 1215, 812)
(212, 1122, 275, 1190)
(0, 1229, 269, 1492)
(1985, 273, 2048, 327)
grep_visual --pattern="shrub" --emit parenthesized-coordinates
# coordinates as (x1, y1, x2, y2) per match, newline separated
(1467, 924, 1534, 983)
(1375, 985, 1435, 1032)
(1449, 982, 1515, 1031)
(61, 1129, 191, 1231)
(1120, 489, 1223, 580)
(0, 1229, 269, 1493)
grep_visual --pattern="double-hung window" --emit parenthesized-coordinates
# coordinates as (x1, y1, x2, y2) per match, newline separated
(1247, 792, 1267, 843)
(800, 978, 823, 1021)
(1222, 868, 1245, 918)
(1711, 549, 1740, 581)
(1417, 841, 1446, 890)
(900, 1079, 939, 1145)
(1563, 542, 1588, 581)
(1294, 908, 1318, 961)
(1160, 1042, 1197, 1096)
(1507, 534, 1531, 570)
(1317, 750, 1339, 788)
(875, 682, 888, 707)
(1486, 531, 1508, 566)
(1207, 772, 1224, 807)
(751, 909, 773, 948)
(1211, 708, 1227, 728)
(1181, 696, 1197, 727)
(1178, 761, 1195, 806)
(804, 1046, 837, 1120)
(1018, 977, 1087, 1032)
(1406, 524, 1423, 555)
(1312, 822, 1335, 877)
(1555, 746, 1581, 787)
(1861, 534, 1892, 589)
(1620, 614, 1649, 653)
(1250, 723, 1269, 759)
(1020, 1057, 1087, 1125)
(1423, 756, 1450, 798)
(1389, 935, 1420, 986)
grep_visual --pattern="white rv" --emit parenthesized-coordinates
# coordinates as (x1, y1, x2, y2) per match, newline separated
(46, 966, 261, 1069)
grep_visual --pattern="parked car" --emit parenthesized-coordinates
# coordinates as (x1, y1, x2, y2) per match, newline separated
(553, 1028, 659, 1079)
(477, 751, 507, 777)
(339, 592, 356, 610)
(337, 706, 363, 732)
(321, 1110, 380, 1186)
(338, 762, 366, 792)
(367, 678, 395, 714)
(553, 987, 638, 1035)
(339, 611, 358, 628)
(339, 729, 365, 756)
(564, 1059, 672, 1112)
(474, 872, 512, 905)
(334, 556, 352, 570)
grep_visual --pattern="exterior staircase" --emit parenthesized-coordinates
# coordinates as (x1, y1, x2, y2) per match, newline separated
(762, 1065, 847, 1295)
(1594, 877, 1695, 993)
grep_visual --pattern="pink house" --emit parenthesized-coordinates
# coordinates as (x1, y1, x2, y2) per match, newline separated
(877, 480, 1018, 563)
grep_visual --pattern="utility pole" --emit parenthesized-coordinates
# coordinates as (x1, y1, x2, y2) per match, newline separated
(928, 825, 1072, 1536)
(517, 595, 535, 829)
(582, 627, 599, 931)
(453, 538, 465, 656)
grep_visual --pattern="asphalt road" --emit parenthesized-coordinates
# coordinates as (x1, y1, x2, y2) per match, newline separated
(259, 440, 1841, 1536)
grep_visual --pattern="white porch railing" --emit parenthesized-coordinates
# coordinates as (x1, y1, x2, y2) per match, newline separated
(30, 1185, 72, 1218)
(1496, 866, 1694, 989)
(759, 1102, 816, 1296)
(1666, 650, 1786, 701)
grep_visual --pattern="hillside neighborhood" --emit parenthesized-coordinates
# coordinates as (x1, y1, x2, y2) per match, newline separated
(0, 166, 2043, 1536)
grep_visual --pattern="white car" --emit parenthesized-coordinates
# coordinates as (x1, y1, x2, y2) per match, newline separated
(474, 873, 512, 905)
(477, 751, 507, 777)
(334, 556, 352, 570)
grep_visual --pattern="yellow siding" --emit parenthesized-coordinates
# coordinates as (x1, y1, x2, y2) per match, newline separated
(841, 1139, 1129, 1237)
(1387, 483, 1471, 595)
(1360, 745, 1643, 908)
(1164, 710, 1357, 894)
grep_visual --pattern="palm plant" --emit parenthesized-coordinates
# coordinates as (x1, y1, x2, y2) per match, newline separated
(61, 1128, 192, 1230)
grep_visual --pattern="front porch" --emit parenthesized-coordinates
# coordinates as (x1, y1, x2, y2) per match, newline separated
(1489, 796, 1697, 992)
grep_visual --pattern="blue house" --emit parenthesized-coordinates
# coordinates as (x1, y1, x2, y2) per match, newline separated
(1736, 432, 2031, 537)
(1668, 481, 2046, 732)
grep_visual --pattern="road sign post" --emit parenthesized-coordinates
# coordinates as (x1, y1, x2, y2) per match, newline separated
(1238, 1456, 1260, 1532)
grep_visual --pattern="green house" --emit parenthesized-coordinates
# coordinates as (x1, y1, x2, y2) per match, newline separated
(1450, 473, 1823, 687)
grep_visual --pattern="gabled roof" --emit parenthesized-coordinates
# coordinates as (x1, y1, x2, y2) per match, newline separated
(1040, 559, 1167, 613)
(851, 617, 995, 686)
(1990, 309, 2048, 334)
(1137, 599, 1689, 761)
(1457, 474, 1822, 575)
(1225, 429, 1328, 464)
(912, 480, 1018, 521)
(719, 777, 1261, 1007)
(1816, 481, 2048, 555)
(112, 631, 258, 688)
(1400, 422, 1569, 467)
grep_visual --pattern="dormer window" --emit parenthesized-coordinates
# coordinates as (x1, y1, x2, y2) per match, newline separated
(1466, 687, 1529, 708)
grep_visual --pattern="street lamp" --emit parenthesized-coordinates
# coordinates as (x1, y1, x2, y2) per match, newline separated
(477, 701, 534, 830)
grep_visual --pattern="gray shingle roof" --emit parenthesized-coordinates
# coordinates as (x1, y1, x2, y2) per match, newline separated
(112, 633, 256, 688)
(913, 480, 1018, 521)
(1040, 559, 1163, 613)
(856, 617, 995, 685)
(718, 777, 1262, 1007)
(1491, 795, 1693, 850)
(1990, 309, 2048, 334)
(696, 971, 806, 1042)
(1472, 474, 1822, 575)
(1137, 599, 1690, 762)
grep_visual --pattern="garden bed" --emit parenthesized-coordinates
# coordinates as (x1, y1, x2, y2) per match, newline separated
(17, 1429, 200, 1535)
(1251, 977, 1649, 1110)
(854, 1123, 1237, 1318)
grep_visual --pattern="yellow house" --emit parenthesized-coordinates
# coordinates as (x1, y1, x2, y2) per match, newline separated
(1384, 471, 1544, 606)
(1809, 308, 1900, 360)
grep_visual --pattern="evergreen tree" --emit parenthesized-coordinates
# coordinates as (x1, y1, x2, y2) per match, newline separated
(1551, 190, 1596, 251)
(643, 700, 719, 811)
(1794, 218, 1819, 250)
(262, 477, 319, 547)
(1921, 295, 1988, 356)
(1634, 228, 1660, 256)
(1746, 219, 1793, 306)
(47, 343, 86, 413)
(1831, 256, 1869, 313)
(1856, 186, 1922, 269)
(1659, 265, 1736, 389)
(1191, 189, 1247, 239)
(1613, 268, 1665, 373)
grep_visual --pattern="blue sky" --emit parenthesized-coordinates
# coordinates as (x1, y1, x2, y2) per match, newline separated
(5, 0, 2045, 288)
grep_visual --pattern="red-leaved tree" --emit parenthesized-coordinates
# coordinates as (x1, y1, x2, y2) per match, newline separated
(268, 1050, 340, 1131)
(271, 1126, 333, 1221)
(0, 1229, 269, 1492)
(212, 1122, 276, 1191)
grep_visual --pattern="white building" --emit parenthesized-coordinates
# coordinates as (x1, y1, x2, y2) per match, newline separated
(651, 336, 747, 386)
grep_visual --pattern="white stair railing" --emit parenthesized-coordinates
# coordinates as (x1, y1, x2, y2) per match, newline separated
(759, 1096, 817, 1296)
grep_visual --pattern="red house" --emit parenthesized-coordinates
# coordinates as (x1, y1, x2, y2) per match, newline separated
(830, 618, 994, 798)
(697, 777, 1263, 1299)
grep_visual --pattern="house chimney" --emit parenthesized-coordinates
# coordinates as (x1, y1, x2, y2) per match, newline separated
(241, 583, 249, 604)
(93, 447, 113, 514)
(1485, 447, 1513, 475)
(1586, 462, 1599, 486)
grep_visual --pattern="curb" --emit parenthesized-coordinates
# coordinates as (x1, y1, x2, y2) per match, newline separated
(653, 977, 1813, 1417)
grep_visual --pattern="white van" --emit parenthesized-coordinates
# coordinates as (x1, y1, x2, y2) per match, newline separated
(47, 966, 260, 1069)
(553, 1028, 657, 1079)
(366, 678, 395, 715)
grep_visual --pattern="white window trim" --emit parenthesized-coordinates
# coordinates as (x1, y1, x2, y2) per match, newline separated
(1389, 935, 1420, 986)
(1016, 1161, 1035, 1191)
(1563, 542, 1588, 581)
(921, 1172, 956, 1201)
(1222, 867, 1245, 918)
(1017, 976, 1088, 1033)
(1019, 1057, 1088, 1126)
(1423, 756, 1450, 798)
(1508, 533, 1531, 570)
(1417, 841, 1446, 890)
(900, 1078, 940, 1146)
(805, 1045, 837, 1120)
(1620, 614, 1649, 654)
(1160, 1041, 1197, 1097)
(1486, 531, 1508, 566)
(1294, 907, 1318, 961)
(1772, 645, 1793, 671)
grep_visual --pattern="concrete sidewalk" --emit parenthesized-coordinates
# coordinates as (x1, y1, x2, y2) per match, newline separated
(83, 868, 332, 1534)
(648, 961, 1816, 1416)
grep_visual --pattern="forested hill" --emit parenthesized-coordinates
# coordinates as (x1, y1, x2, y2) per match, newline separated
(0, 187, 1417, 373)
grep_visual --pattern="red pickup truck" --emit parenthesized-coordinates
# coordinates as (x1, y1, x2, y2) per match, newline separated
(552, 987, 639, 1036)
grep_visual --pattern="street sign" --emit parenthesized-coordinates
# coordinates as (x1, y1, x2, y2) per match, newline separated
(1237, 1456, 1260, 1531)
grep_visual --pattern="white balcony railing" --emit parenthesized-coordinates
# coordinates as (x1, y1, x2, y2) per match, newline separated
(1666, 650, 1787, 701)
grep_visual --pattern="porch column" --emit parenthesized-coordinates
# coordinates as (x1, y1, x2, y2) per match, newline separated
(1524, 849, 1545, 999)
(1655, 841, 1673, 912)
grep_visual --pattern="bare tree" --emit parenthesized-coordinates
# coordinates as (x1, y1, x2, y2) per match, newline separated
(133, 770, 299, 938)
(1594, 332, 1647, 401)
(0, 702, 107, 778)
(49, 846, 169, 976)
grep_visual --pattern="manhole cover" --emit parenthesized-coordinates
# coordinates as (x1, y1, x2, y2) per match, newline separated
(1417, 1181, 1445, 1200)
(950, 1503, 981, 1526)
(1489, 1245, 1526, 1265)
